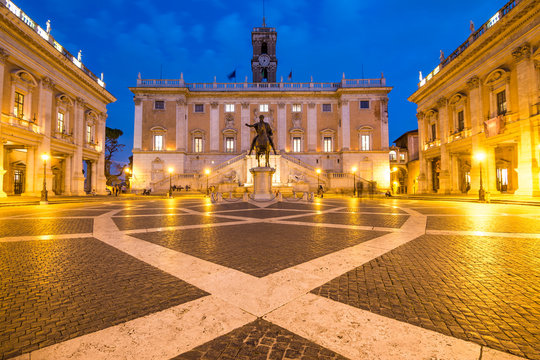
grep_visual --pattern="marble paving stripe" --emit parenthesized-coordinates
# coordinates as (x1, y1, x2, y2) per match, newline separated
(13, 296, 256, 360)
(0, 233, 94, 242)
(267, 219, 376, 231)
(0, 216, 95, 220)
(426, 229, 540, 238)
(333, 211, 409, 215)
(112, 213, 193, 218)
(121, 219, 263, 235)
(263, 294, 525, 360)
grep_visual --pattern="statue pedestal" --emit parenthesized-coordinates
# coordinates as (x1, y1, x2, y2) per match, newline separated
(250, 167, 275, 201)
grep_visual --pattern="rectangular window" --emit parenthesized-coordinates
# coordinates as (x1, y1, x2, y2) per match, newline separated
(431, 123, 437, 141)
(57, 112, 65, 133)
(323, 137, 332, 152)
(496, 90, 506, 115)
(259, 104, 269, 112)
(225, 104, 235, 112)
(292, 104, 302, 112)
(389, 151, 397, 161)
(14, 91, 24, 118)
(153, 134, 163, 150)
(360, 100, 370, 109)
(322, 104, 331, 112)
(194, 137, 203, 153)
(86, 124, 93, 143)
(457, 111, 464, 131)
(194, 104, 204, 113)
(399, 153, 405, 161)
(292, 137, 301, 152)
(361, 134, 371, 151)
(225, 137, 234, 152)
(154, 100, 165, 110)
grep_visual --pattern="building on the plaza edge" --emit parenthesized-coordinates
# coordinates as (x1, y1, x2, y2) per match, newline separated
(130, 21, 392, 193)
(409, 0, 540, 196)
(390, 129, 419, 194)
(0, 0, 116, 197)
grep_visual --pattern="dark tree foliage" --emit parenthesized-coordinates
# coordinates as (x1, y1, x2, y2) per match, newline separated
(105, 127, 125, 182)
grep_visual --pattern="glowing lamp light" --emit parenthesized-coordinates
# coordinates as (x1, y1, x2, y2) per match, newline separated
(316, 168, 321, 174)
(168, 167, 174, 174)
(392, 167, 398, 172)
(351, 166, 357, 174)
(41, 153, 49, 161)
(205, 168, 210, 175)
(475, 152, 486, 162)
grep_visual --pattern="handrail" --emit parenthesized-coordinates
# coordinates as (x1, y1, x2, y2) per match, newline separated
(211, 152, 247, 172)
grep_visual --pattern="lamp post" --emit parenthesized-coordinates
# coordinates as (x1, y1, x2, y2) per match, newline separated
(168, 167, 173, 198)
(352, 166, 357, 197)
(40, 153, 49, 205)
(205, 168, 210, 196)
(316, 168, 321, 197)
(475, 152, 486, 201)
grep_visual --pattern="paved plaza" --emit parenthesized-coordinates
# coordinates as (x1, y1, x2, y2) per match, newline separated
(0, 197, 539, 360)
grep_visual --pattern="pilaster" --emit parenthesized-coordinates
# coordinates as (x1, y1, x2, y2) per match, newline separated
(380, 98, 389, 149)
(72, 98, 86, 195)
(176, 98, 187, 151)
(0, 48, 8, 115)
(133, 98, 143, 150)
(437, 97, 451, 194)
(340, 101, 350, 150)
(209, 102, 219, 152)
(0, 141, 6, 197)
(241, 103, 250, 151)
(307, 102, 317, 151)
(277, 102, 286, 151)
(21, 146, 35, 195)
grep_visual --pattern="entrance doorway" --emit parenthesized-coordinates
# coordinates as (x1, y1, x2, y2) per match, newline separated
(431, 158, 440, 192)
(496, 167, 509, 192)
(13, 170, 24, 194)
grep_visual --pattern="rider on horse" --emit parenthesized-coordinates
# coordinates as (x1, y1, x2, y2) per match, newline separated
(246, 115, 277, 155)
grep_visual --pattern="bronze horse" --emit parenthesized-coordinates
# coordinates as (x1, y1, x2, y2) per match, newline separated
(254, 127, 272, 167)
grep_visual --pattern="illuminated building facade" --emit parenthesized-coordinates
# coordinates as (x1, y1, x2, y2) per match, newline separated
(0, 0, 115, 197)
(409, 0, 540, 196)
(390, 129, 419, 194)
(131, 23, 392, 192)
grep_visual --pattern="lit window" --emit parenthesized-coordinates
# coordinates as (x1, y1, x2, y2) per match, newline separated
(496, 91, 506, 115)
(153, 135, 163, 150)
(322, 104, 331, 112)
(225, 137, 234, 152)
(154, 100, 165, 110)
(389, 150, 396, 161)
(292, 104, 302, 112)
(225, 104, 235, 112)
(57, 112, 65, 133)
(457, 111, 464, 131)
(323, 137, 332, 152)
(361, 134, 371, 151)
(194, 104, 204, 113)
(292, 137, 301, 152)
(360, 100, 370, 109)
(194, 137, 203, 152)
(399, 153, 405, 161)
(14, 92, 24, 118)
(86, 124, 93, 143)
(260, 104, 269, 112)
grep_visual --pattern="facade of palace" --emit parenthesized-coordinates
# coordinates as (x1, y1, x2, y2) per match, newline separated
(409, 0, 540, 196)
(0, 0, 115, 197)
(130, 23, 392, 193)
(390, 129, 419, 194)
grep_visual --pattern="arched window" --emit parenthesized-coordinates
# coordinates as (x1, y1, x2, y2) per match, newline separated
(261, 42, 268, 54)
(485, 68, 510, 118)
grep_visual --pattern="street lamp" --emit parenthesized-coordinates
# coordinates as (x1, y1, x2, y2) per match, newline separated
(168, 167, 173, 198)
(40, 153, 49, 205)
(316, 168, 321, 196)
(205, 168, 210, 196)
(352, 166, 357, 197)
(475, 152, 486, 201)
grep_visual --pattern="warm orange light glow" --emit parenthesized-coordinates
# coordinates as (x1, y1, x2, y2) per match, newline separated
(316, 168, 321, 174)
(125, 168, 130, 174)
(392, 167, 398, 172)
(168, 167, 174, 174)
(351, 166, 357, 174)
(205, 168, 210, 175)
(41, 153, 49, 161)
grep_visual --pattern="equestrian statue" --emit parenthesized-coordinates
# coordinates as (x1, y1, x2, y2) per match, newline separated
(245, 115, 277, 167)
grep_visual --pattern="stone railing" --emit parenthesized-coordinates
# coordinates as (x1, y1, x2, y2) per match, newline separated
(423, 139, 441, 150)
(448, 128, 472, 142)
(136, 78, 386, 91)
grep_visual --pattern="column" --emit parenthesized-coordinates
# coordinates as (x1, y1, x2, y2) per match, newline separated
(22, 146, 35, 196)
(209, 102, 219, 152)
(64, 155, 72, 195)
(277, 103, 286, 151)
(340, 101, 350, 150)
(133, 98, 143, 150)
(0, 141, 6, 197)
(512, 44, 535, 195)
(72, 98, 85, 195)
(450, 155, 460, 194)
(307, 102, 317, 152)
(380, 98, 389, 149)
(96, 115, 107, 194)
(0, 48, 8, 114)
(91, 160, 98, 193)
(486, 146, 497, 193)
(175, 98, 187, 151)
(241, 103, 250, 152)
(417, 112, 429, 193)
(437, 97, 451, 194)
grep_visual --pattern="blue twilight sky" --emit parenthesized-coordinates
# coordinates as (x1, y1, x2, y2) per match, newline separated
(15, 0, 505, 164)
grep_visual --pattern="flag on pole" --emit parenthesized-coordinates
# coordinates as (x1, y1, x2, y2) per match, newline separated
(227, 69, 236, 81)
(287, 70, 292, 81)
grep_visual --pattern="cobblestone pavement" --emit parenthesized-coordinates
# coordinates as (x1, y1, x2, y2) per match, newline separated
(0, 197, 539, 360)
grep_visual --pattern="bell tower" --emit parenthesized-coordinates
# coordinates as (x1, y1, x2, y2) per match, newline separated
(251, 20, 277, 83)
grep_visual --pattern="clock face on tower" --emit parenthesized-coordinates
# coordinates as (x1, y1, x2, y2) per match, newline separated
(258, 54, 270, 67)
